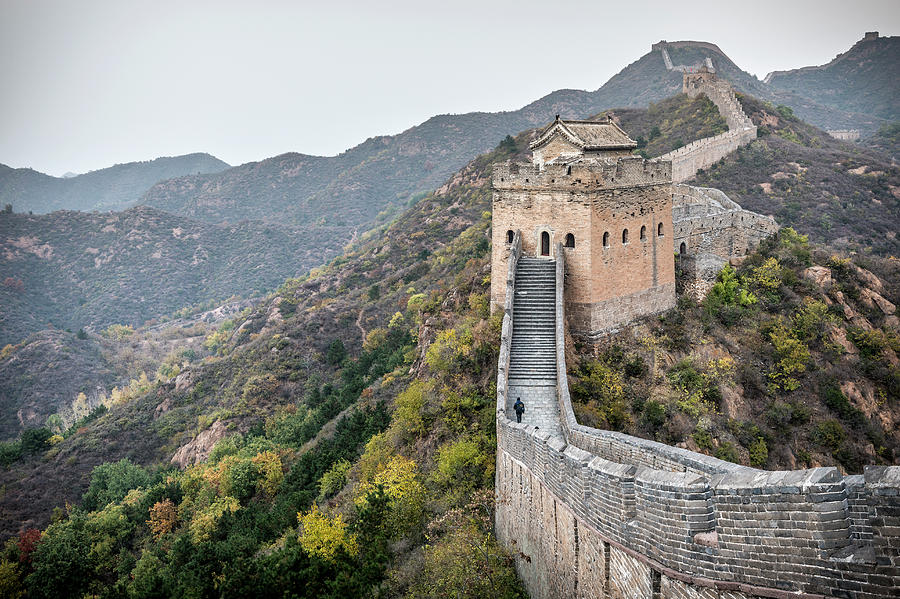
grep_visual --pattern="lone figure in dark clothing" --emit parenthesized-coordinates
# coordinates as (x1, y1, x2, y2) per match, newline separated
(513, 397, 525, 423)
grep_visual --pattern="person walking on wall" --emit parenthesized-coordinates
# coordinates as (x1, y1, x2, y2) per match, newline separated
(513, 397, 525, 423)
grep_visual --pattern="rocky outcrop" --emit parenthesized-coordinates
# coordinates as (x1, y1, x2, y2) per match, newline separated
(171, 421, 229, 469)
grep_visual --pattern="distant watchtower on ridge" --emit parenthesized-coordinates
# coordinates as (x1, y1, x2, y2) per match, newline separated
(491, 116, 675, 336)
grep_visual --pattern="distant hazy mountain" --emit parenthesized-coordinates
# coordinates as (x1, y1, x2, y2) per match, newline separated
(765, 33, 899, 124)
(139, 39, 884, 234)
(0, 206, 347, 344)
(0, 153, 230, 214)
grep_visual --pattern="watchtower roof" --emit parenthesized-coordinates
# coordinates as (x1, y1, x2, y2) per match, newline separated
(530, 116, 638, 152)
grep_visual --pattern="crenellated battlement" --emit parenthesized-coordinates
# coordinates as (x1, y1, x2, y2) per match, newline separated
(492, 156, 671, 191)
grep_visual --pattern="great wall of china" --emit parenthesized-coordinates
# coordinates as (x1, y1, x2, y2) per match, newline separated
(658, 59, 757, 183)
(495, 236, 899, 599)
(492, 45, 899, 599)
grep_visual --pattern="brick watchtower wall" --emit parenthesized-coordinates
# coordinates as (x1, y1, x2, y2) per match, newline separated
(491, 157, 675, 336)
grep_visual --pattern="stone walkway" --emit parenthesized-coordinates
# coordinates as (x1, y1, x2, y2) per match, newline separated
(507, 257, 563, 439)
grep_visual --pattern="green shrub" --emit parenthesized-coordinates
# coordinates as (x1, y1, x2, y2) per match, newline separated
(812, 419, 846, 451)
(0, 440, 22, 467)
(749, 437, 768, 467)
(692, 428, 713, 451)
(318, 459, 351, 500)
(394, 381, 430, 439)
(767, 322, 810, 392)
(326, 339, 347, 365)
(20, 428, 52, 455)
(792, 299, 832, 341)
(822, 384, 865, 426)
(82, 459, 151, 511)
(714, 442, 740, 463)
(667, 359, 722, 417)
(641, 400, 667, 431)
(571, 360, 630, 430)
(704, 264, 756, 324)
(435, 438, 491, 495)
(624, 355, 647, 378)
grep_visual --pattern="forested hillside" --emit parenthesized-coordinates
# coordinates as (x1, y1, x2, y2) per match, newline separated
(0, 206, 349, 345)
(0, 134, 531, 598)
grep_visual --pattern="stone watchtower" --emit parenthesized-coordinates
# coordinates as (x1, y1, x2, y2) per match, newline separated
(682, 64, 717, 94)
(491, 117, 675, 336)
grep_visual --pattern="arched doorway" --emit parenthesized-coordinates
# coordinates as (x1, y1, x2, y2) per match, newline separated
(541, 231, 550, 256)
(679, 242, 687, 255)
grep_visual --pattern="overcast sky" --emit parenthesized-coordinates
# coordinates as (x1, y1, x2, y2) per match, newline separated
(1, 0, 897, 177)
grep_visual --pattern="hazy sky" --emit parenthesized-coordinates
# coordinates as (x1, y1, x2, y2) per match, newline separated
(1, 0, 897, 176)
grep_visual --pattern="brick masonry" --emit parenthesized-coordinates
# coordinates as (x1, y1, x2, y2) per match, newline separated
(672, 184, 779, 300)
(490, 156, 676, 337)
(495, 243, 900, 598)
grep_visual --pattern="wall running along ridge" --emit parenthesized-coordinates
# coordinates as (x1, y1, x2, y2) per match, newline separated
(827, 130, 861, 141)
(495, 243, 900, 599)
(658, 66, 757, 183)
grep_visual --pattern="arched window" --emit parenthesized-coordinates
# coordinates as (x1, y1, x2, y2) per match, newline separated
(640, 225, 647, 241)
(657, 223, 664, 236)
(541, 231, 550, 256)
(564, 233, 575, 248)
(603, 232, 610, 248)
(506, 230, 514, 244)
(679, 242, 687, 255)
(622, 229, 629, 244)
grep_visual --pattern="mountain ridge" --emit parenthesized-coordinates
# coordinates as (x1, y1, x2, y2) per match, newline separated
(0, 153, 230, 214)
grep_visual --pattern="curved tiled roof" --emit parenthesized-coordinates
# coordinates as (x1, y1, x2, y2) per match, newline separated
(530, 116, 637, 152)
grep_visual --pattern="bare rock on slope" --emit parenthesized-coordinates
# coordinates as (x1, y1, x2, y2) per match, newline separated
(171, 420, 228, 469)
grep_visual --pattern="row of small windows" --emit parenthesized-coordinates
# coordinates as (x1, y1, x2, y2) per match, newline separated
(506, 225, 663, 251)
(603, 223, 664, 247)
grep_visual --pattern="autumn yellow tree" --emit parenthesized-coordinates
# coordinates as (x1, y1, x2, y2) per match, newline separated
(297, 505, 358, 562)
(147, 499, 177, 539)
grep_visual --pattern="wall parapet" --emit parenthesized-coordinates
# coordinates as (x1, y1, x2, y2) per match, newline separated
(672, 184, 779, 257)
(495, 230, 521, 423)
(492, 156, 671, 191)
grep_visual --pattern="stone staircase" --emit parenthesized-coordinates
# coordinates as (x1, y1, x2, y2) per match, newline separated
(507, 256, 562, 438)
(509, 257, 556, 384)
